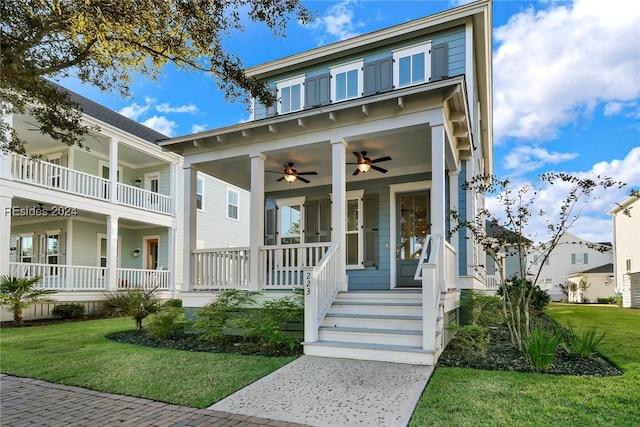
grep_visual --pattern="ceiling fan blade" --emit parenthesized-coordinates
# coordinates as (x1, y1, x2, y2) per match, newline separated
(371, 165, 388, 173)
(265, 170, 283, 174)
(276, 176, 286, 181)
(352, 169, 361, 176)
(352, 151, 363, 160)
(295, 171, 318, 176)
(370, 156, 392, 164)
(346, 162, 359, 165)
(297, 176, 311, 184)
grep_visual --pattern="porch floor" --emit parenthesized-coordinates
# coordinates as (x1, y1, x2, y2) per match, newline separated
(209, 355, 434, 427)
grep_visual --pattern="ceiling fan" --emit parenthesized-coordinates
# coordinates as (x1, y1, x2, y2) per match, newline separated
(348, 151, 392, 175)
(266, 162, 318, 184)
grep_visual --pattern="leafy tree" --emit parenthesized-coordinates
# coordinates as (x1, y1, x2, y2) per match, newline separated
(0, 275, 56, 326)
(103, 287, 160, 330)
(1, 0, 313, 154)
(451, 173, 625, 350)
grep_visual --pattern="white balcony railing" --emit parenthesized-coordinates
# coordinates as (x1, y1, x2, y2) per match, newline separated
(192, 248, 250, 290)
(303, 242, 340, 342)
(9, 153, 172, 215)
(9, 262, 170, 291)
(260, 243, 332, 288)
(117, 182, 172, 214)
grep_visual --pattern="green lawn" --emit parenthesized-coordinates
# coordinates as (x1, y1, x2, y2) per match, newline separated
(0, 317, 296, 408)
(410, 304, 640, 426)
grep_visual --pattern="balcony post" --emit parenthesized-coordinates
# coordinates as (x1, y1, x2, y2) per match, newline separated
(66, 218, 74, 290)
(105, 215, 119, 290)
(183, 166, 197, 291)
(109, 138, 119, 204)
(448, 170, 460, 285)
(331, 139, 347, 291)
(0, 195, 12, 277)
(431, 124, 446, 291)
(249, 153, 265, 291)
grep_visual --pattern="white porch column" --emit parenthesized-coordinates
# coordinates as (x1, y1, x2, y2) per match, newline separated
(249, 153, 265, 291)
(0, 196, 12, 277)
(331, 139, 347, 291)
(431, 125, 446, 290)
(183, 166, 197, 291)
(448, 170, 460, 285)
(105, 215, 119, 290)
(109, 138, 119, 204)
(168, 225, 177, 298)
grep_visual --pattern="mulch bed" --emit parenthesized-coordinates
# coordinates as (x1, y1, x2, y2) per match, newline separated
(438, 324, 623, 377)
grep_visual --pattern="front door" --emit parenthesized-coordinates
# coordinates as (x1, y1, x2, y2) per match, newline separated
(396, 191, 430, 287)
(146, 238, 159, 269)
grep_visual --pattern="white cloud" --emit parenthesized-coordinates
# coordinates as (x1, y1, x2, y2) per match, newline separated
(156, 103, 198, 114)
(486, 147, 640, 243)
(191, 124, 207, 133)
(503, 146, 578, 174)
(118, 102, 149, 121)
(493, 0, 640, 142)
(142, 116, 177, 137)
(309, 0, 363, 44)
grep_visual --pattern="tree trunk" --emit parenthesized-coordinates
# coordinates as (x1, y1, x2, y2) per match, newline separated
(14, 310, 24, 326)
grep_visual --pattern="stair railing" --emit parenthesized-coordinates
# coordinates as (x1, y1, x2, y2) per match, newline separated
(302, 242, 339, 343)
(414, 234, 445, 353)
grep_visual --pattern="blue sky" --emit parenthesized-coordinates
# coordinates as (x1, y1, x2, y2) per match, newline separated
(62, 0, 640, 243)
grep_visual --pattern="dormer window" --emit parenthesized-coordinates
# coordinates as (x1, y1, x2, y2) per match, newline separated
(393, 42, 431, 88)
(331, 60, 363, 102)
(276, 76, 305, 114)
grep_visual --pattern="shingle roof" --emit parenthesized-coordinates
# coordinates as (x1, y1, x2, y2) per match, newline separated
(578, 263, 614, 274)
(54, 83, 168, 143)
(486, 220, 533, 244)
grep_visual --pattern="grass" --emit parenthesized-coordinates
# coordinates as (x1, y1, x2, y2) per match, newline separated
(0, 317, 296, 408)
(410, 304, 640, 426)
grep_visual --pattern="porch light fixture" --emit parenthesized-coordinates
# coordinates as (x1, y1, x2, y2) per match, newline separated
(134, 178, 142, 187)
(132, 248, 140, 257)
(357, 163, 371, 173)
(284, 174, 297, 183)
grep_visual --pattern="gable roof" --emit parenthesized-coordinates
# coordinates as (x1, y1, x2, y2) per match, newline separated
(486, 220, 533, 245)
(568, 263, 614, 276)
(52, 83, 168, 143)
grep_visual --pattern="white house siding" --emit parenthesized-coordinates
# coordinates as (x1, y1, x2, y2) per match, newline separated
(567, 273, 616, 303)
(610, 197, 640, 308)
(195, 172, 250, 248)
(530, 232, 613, 301)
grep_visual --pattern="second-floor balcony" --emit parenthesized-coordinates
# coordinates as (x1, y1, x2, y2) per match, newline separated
(8, 153, 173, 215)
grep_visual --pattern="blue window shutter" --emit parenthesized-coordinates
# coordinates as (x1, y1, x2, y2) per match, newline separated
(571, 254, 576, 264)
(430, 43, 449, 82)
(363, 57, 393, 96)
(584, 253, 588, 264)
(305, 73, 330, 108)
(265, 200, 277, 245)
(266, 87, 277, 117)
(363, 193, 379, 267)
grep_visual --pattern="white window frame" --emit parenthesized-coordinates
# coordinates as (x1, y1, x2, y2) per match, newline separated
(227, 187, 239, 221)
(275, 196, 305, 245)
(330, 60, 363, 103)
(626, 257, 632, 272)
(98, 160, 123, 182)
(19, 233, 34, 263)
(97, 233, 121, 268)
(572, 253, 588, 265)
(346, 189, 364, 269)
(276, 75, 305, 114)
(144, 172, 160, 193)
(45, 229, 61, 266)
(196, 177, 204, 211)
(392, 42, 431, 89)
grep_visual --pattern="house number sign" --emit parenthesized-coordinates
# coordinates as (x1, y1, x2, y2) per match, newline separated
(306, 272, 311, 295)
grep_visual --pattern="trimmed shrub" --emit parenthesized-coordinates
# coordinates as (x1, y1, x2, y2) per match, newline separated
(52, 303, 85, 319)
(147, 306, 188, 339)
(162, 299, 183, 308)
(194, 290, 256, 341)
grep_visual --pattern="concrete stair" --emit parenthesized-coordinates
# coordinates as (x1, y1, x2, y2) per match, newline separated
(303, 290, 439, 365)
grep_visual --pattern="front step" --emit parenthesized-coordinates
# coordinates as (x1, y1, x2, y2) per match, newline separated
(303, 291, 438, 365)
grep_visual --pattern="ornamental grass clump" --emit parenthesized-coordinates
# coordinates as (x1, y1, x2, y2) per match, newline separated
(523, 324, 562, 373)
(103, 287, 160, 330)
(563, 320, 607, 357)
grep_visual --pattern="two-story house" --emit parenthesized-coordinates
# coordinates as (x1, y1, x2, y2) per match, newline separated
(161, 0, 493, 365)
(528, 231, 613, 301)
(0, 88, 249, 320)
(609, 195, 640, 308)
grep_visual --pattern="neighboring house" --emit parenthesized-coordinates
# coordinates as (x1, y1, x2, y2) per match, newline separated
(566, 263, 615, 303)
(161, 1, 493, 365)
(0, 88, 249, 321)
(485, 221, 532, 291)
(528, 232, 613, 301)
(609, 195, 640, 308)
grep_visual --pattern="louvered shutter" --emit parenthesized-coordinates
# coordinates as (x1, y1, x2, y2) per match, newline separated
(305, 73, 331, 108)
(265, 200, 277, 245)
(363, 193, 379, 267)
(430, 43, 449, 82)
(363, 57, 393, 96)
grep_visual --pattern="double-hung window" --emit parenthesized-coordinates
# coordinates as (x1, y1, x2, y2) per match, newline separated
(393, 42, 431, 88)
(196, 178, 204, 211)
(346, 190, 364, 268)
(227, 188, 239, 220)
(331, 60, 363, 102)
(276, 76, 305, 114)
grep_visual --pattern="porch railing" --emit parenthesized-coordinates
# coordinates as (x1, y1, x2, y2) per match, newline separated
(117, 182, 172, 214)
(9, 262, 170, 291)
(9, 153, 172, 215)
(260, 243, 331, 288)
(192, 248, 250, 290)
(303, 242, 340, 342)
(486, 274, 501, 290)
(11, 153, 109, 201)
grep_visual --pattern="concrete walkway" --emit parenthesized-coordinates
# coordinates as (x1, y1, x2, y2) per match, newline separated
(0, 374, 307, 427)
(210, 356, 434, 427)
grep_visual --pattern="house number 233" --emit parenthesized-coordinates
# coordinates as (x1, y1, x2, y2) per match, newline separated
(305, 272, 311, 295)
